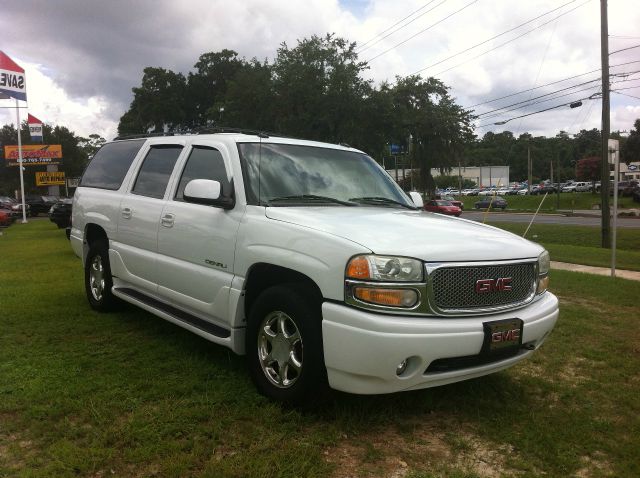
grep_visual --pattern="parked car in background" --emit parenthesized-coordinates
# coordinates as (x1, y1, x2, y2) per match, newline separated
(48, 198, 73, 229)
(618, 180, 639, 196)
(436, 194, 464, 210)
(574, 182, 592, 192)
(0, 208, 12, 227)
(26, 195, 59, 216)
(475, 196, 508, 210)
(0, 196, 30, 219)
(632, 186, 640, 203)
(424, 199, 462, 216)
(531, 185, 556, 195)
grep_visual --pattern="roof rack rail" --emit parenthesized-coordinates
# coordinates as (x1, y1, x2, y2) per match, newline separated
(194, 126, 270, 138)
(113, 132, 177, 141)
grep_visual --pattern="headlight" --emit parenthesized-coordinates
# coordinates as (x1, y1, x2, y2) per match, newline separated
(346, 255, 424, 282)
(537, 250, 550, 294)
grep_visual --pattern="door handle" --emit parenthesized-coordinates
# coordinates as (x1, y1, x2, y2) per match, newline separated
(121, 207, 132, 219)
(161, 213, 175, 228)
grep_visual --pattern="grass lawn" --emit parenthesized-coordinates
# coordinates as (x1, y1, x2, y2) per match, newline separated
(1, 221, 639, 477)
(483, 222, 640, 272)
(459, 192, 638, 212)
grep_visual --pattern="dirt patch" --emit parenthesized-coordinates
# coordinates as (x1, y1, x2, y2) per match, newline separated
(324, 422, 522, 478)
(574, 451, 614, 477)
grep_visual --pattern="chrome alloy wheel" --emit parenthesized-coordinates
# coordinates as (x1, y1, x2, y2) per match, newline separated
(89, 255, 105, 301)
(258, 311, 303, 388)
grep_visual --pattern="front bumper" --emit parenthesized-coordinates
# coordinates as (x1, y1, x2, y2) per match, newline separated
(321, 292, 558, 395)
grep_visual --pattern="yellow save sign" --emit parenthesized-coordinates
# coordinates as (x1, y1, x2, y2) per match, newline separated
(36, 171, 66, 186)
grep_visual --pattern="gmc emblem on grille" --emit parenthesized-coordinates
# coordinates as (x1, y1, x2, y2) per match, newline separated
(491, 329, 520, 343)
(475, 277, 513, 293)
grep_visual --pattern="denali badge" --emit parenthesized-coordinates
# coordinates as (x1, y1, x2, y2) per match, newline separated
(475, 277, 513, 293)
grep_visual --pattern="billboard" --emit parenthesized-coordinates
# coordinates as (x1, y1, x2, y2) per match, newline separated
(36, 171, 65, 186)
(4, 144, 62, 166)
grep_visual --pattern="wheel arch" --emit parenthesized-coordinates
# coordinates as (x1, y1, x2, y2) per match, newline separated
(242, 263, 323, 323)
(83, 223, 109, 263)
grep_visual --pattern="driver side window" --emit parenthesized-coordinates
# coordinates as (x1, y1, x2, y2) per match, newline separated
(175, 146, 230, 201)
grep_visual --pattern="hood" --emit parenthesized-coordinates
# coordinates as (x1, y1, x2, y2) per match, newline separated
(265, 206, 543, 262)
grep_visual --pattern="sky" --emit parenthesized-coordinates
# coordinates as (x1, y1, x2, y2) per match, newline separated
(1, 0, 639, 142)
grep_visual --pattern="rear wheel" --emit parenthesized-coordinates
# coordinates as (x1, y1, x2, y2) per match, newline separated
(246, 284, 327, 403)
(85, 240, 118, 312)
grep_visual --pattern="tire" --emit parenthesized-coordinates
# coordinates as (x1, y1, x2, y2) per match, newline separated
(84, 239, 118, 312)
(246, 284, 327, 404)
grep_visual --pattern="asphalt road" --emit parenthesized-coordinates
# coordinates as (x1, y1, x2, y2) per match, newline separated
(463, 211, 640, 229)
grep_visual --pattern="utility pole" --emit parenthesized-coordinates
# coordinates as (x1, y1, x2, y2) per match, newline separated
(527, 143, 532, 194)
(600, 0, 611, 248)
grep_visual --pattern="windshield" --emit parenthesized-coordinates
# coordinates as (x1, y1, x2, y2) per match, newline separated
(238, 143, 414, 208)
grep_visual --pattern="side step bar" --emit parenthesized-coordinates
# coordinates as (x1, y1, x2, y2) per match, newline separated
(114, 287, 231, 338)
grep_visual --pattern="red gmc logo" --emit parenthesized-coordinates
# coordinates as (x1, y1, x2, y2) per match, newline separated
(491, 329, 520, 343)
(475, 277, 513, 293)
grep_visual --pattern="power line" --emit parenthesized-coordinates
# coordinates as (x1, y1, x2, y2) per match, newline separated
(613, 91, 640, 101)
(476, 95, 599, 128)
(466, 61, 640, 109)
(411, 0, 577, 75)
(366, 0, 480, 63)
(429, 0, 591, 78)
(357, 0, 446, 53)
(610, 43, 640, 55)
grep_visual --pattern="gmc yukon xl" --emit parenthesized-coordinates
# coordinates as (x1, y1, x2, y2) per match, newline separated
(71, 131, 558, 402)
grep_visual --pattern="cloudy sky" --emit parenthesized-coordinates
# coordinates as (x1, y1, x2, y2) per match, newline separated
(1, 0, 639, 141)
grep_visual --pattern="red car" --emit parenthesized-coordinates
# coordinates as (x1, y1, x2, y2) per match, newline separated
(0, 209, 12, 227)
(424, 200, 461, 217)
(436, 194, 464, 210)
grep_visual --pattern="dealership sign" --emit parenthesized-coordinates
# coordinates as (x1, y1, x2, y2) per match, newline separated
(4, 144, 63, 166)
(36, 171, 65, 186)
(28, 114, 43, 142)
(0, 50, 26, 101)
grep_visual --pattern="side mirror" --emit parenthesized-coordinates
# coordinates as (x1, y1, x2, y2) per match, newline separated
(184, 179, 235, 209)
(408, 191, 424, 209)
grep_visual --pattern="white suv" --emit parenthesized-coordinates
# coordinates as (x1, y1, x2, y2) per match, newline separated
(71, 131, 558, 402)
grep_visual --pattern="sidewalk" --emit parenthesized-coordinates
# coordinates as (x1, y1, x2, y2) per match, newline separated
(551, 261, 640, 281)
(558, 208, 640, 218)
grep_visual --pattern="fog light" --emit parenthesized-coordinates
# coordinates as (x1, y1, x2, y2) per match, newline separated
(353, 287, 418, 308)
(396, 359, 408, 376)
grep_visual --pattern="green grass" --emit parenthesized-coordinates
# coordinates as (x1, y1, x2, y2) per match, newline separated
(1, 221, 639, 477)
(484, 222, 640, 271)
(459, 192, 638, 212)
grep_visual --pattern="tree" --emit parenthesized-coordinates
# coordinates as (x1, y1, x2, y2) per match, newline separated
(390, 75, 473, 195)
(118, 67, 187, 135)
(621, 118, 640, 164)
(78, 134, 106, 159)
(576, 156, 601, 183)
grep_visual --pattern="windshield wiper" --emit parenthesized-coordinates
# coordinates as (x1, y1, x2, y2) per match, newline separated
(348, 196, 418, 210)
(267, 194, 356, 206)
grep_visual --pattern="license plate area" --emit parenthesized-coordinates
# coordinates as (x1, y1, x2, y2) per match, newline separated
(481, 318, 523, 356)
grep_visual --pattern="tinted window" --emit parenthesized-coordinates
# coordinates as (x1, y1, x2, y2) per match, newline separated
(80, 140, 145, 190)
(175, 146, 230, 200)
(132, 145, 183, 199)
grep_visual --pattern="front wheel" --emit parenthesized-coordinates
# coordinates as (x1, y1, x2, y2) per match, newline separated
(84, 240, 118, 312)
(246, 284, 327, 403)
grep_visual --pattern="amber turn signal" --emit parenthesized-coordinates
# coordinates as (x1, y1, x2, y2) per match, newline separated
(353, 287, 418, 308)
(346, 256, 371, 279)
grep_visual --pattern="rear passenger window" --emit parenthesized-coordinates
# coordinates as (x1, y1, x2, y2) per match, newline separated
(175, 146, 230, 201)
(80, 140, 145, 190)
(132, 145, 183, 199)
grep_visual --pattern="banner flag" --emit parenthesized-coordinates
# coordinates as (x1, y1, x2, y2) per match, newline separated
(0, 51, 26, 101)
(28, 114, 43, 142)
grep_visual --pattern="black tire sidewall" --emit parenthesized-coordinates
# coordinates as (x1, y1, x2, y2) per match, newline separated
(84, 240, 116, 312)
(246, 284, 327, 403)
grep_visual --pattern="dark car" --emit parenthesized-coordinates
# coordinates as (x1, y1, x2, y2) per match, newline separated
(424, 200, 462, 217)
(48, 198, 73, 229)
(632, 186, 640, 204)
(26, 195, 58, 216)
(474, 196, 507, 210)
(0, 196, 30, 219)
(531, 185, 557, 195)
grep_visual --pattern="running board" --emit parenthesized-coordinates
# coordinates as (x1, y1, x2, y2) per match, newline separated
(113, 287, 231, 339)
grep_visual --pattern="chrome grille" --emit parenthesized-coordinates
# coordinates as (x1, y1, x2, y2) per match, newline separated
(430, 263, 536, 311)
